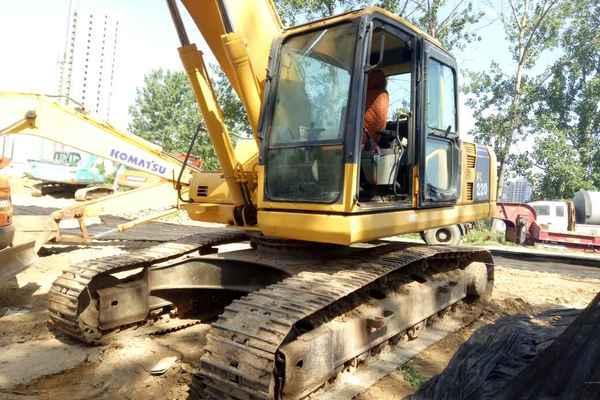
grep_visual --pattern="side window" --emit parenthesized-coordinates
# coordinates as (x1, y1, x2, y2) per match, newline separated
(387, 73, 411, 119)
(424, 58, 458, 202)
(556, 205, 565, 217)
(426, 59, 456, 133)
(425, 138, 453, 193)
(534, 205, 550, 216)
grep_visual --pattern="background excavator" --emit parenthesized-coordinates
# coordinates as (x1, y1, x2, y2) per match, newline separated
(0, 91, 207, 243)
(43, 1, 497, 399)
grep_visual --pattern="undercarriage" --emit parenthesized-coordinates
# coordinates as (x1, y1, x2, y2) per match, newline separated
(48, 228, 493, 399)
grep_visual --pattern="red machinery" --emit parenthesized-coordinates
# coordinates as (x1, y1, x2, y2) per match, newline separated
(0, 158, 14, 249)
(495, 202, 600, 250)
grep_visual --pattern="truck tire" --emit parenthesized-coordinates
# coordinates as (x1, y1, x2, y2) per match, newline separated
(516, 223, 527, 245)
(422, 225, 463, 246)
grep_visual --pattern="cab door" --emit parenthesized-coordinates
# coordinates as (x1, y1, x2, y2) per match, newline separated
(419, 42, 461, 207)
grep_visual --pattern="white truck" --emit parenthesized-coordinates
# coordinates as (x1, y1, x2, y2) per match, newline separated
(529, 192, 600, 236)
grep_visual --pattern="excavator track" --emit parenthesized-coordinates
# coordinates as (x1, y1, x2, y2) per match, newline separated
(191, 245, 493, 400)
(48, 228, 248, 342)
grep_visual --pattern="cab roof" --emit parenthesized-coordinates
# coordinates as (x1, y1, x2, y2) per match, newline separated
(284, 6, 445, 50)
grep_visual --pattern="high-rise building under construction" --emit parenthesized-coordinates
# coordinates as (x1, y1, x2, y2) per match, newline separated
(57, 3, 120, 121)
(1, 2, 121, 168)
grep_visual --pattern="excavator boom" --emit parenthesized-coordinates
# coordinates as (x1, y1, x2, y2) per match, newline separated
(0, 92, 197, 183)
(180, 0, 282, 135)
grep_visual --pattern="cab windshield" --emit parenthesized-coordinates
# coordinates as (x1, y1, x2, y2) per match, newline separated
(265, 23, 357, 203)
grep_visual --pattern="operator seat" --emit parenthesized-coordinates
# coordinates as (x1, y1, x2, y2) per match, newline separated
(363, 69, 389, 149)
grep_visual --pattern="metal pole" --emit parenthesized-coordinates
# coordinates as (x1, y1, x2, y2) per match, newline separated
(166, 0, 190, 46)
(217, 0, 234, 33)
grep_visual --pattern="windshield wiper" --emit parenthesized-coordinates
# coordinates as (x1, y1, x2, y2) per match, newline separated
(302, 29, 328, 57)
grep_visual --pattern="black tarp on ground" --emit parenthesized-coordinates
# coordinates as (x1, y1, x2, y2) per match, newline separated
(411, 295, 600, 400)
(501, 292, 600, 400)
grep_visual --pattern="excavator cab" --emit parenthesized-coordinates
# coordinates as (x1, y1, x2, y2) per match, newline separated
(261, 18, 423, 207)
(252, 10, 486, 244)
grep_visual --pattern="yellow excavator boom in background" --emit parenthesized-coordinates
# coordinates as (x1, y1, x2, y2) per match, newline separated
(0, 92, 198, 183)
(0, 92, 202, 242)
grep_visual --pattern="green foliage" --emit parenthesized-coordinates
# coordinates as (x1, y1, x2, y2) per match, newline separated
(129, 69, 219, 170)
(210, 66, 252, 139)
(96, 161, 116, 185)
(501, 0, 566, 67)
(400, 364, 428, 389)
(273, 0, 485, 51)
(396, 232, 423, 241)
(531, 0, 600, 190)
(465, 62, 531, 170)
(464, 228, 507, 245)
(509, 0, 600, 199)
(465, 0, 568, 198)
(412, 0, 484, 51)
(516, 131, 594, 199)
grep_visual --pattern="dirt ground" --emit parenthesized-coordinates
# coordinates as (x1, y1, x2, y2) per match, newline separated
(2, 245, 598, 400)
(1, 181, 599, 399)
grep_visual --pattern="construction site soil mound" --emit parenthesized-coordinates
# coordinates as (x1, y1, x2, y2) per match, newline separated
(413, 292, 600, 400)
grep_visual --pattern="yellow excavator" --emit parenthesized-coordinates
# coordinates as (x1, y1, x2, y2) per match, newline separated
(46, 1, 497, 399)
(0, 92, 206, 242)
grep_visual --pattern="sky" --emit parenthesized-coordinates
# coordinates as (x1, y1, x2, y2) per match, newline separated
(0, 0, 559, 138)
(0, 0, 215, 133)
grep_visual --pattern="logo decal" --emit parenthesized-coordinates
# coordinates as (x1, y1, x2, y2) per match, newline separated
(109, 149, 167, 175)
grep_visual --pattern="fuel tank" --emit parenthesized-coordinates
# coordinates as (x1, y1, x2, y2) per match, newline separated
(573, 190, 600, 225)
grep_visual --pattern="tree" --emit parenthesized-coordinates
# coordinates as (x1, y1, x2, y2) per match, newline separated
(515, 123, 594, 200)
(465, 0, 567, 198)
(534, 0, 600, 188)
(274, 0, 365, 25)
(210, 66, 252, 139)
(129, 68, 249, 171)
(506, 0, 600, 199)
(273, 0, 485, 51)
(410, 0, 485, 51)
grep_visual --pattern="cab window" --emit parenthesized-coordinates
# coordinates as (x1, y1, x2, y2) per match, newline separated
(427, 59, 456, 133)
(265, 23, 357, 203)
(387, 73, 411, 120)
(534, 205, 550, 216)
(358, 27, 414, 206)
(424, 58, 458, 202)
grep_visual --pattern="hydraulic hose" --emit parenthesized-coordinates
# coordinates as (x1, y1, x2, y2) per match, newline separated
(176, 123, 203, 203)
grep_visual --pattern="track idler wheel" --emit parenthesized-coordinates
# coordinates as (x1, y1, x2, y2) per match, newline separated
(464, 261, 493, 300)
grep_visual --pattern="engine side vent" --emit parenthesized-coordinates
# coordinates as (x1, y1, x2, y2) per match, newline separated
(197, 185, 209, 197)
(465, 182, 474, 201)
(463, 143, 477, 201)
(464, 143, 476, 168)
